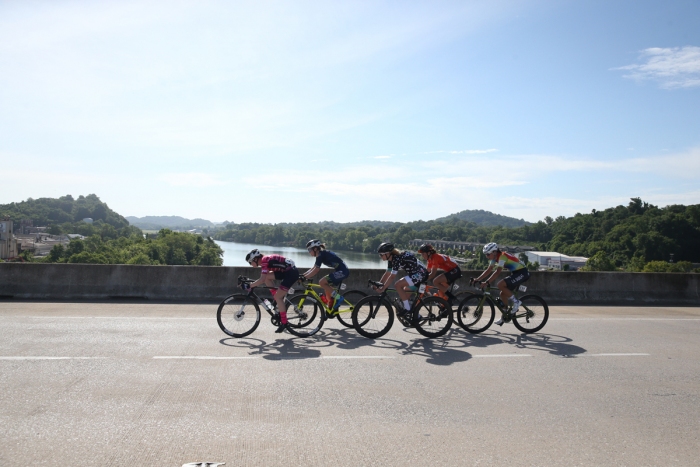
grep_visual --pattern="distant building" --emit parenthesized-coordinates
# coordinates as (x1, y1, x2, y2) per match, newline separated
(82, 218, 94, 224)
(409, 239, 536, 254)
(525, 251, 588, 271)
(0, 219, 19, 259)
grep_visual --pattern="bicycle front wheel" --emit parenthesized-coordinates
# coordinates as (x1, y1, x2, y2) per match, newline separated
(512, 294, 549, 333)
(455, 294, 495, 334)
(352, 295, 394, 339)
(336, 290, 367, 328)
(414, 296, 453, 338)
(286, 294, 325, 337)
(217, 294, 261, 338)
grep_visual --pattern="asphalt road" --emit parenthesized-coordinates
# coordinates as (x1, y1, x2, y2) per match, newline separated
(1, 302, 699, 466)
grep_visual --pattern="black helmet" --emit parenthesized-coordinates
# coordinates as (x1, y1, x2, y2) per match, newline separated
(377, 242, 394, 254)
(418, 243, 435, 254)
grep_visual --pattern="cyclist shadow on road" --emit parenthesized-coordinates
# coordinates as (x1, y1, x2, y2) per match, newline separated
(309, 326, 408, 352)
(401, 328, 503, 366)
(219, 337, 322, 360)
(488, 330, 587, 357)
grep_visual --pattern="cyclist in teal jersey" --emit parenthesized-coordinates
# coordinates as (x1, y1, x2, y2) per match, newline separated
(473, 242, 530, 326)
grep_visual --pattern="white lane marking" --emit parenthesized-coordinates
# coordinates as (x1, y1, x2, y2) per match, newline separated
(0, 357, 107, 360)
(321, 356, 395, 359)
(577, 353, 650, 357)
(472, 354, 532, 358)
(153, 356, 259, 360)
(550, 318, 700, 321)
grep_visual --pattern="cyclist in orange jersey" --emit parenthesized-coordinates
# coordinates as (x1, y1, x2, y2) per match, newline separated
(417, 243, 462, 301)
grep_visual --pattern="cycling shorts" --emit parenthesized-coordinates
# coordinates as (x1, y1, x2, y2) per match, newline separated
(274, 267, 300, 291)
(503, 268, 530, 291)
(402, 271, 427, 290)
(325, 269, 349, 286)
(436, 266, 462, 284)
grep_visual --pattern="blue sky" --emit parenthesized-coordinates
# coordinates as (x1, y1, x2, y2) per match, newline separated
(1, 0, 699, 224)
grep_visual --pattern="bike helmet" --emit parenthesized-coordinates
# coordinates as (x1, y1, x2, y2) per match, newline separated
(245, 249, 263, 263)
(377, 242, 394, 254)
(306, 239, 322, 249)
(418, 243, 435, 254)
(483, 242, 499, 255)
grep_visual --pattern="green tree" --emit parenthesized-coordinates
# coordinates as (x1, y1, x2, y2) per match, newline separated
(581, 251, 616, 271)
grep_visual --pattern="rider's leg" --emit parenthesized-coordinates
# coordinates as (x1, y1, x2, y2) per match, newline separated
(498, 279, 512, 302)
(319, 276, 333, 305)
(433, 273, 449, 299)
(395, 277, 413, 311)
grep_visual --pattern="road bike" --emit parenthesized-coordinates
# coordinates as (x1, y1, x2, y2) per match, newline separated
(216, 276, 324, 338)
(351, 280, 452, 339)
(290, 276, 367, 329)
(455, 281, 549, 334)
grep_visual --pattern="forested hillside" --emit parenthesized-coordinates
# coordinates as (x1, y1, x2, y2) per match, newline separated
(213, 198, 700, 271)
(0, 195, 223, 266)
(126, 216, 216, 230)
(0, 194, 135, 237)
(436, 209, 529, 227)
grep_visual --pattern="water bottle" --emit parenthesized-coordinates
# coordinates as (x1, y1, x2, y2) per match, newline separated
(263, 299, 273, 311)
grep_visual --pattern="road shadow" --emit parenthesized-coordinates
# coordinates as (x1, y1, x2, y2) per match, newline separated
(488, 330, 587, 357)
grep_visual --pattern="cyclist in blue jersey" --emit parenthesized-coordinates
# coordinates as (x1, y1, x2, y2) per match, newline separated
(373, 242, 428, 316)
(302, 239, 350, 310)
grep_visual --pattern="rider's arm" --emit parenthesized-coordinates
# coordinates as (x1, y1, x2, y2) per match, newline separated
(475, 265, 495, 283)
(427, 266, 438, 282)
(482, 266, 503, 286)
(249, 272, 271, 289)
(304, 265, 320, 278)
(376, 270, 393, 292)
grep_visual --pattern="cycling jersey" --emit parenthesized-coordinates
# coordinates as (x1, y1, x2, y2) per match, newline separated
(260, 254, 298, 291)
(387, 251, 428, 278)
(314, 250, 348, 273)
(489, 251, 526, 272)
(260, 255, 295, 274)
(427, 253, 458, 272)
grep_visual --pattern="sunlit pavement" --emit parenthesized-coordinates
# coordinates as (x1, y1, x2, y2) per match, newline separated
(1, 302, 699, 466)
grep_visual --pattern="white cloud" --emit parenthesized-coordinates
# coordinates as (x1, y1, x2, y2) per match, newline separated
(615, 46, 700, 88)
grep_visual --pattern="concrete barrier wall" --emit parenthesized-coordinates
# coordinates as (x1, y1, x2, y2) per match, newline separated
(1, 263, 699, 305)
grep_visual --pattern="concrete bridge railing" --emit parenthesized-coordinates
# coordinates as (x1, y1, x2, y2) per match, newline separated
(1, 263, 699, 306)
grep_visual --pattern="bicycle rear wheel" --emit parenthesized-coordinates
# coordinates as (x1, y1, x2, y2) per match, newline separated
(512, 294, 549, 333)
(352, 295, 394, 339)
(414, 296, 453, 338)
(335, 290, 367, 328)
(455, 294, 495, 334)
(286, 294, 325, 337)
(217, 294, 261, 338)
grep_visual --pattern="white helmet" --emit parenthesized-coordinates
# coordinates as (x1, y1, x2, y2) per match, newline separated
(306, 239, 322, 249)
(483, 242, 499, 254)
(245, 249, 262, 263)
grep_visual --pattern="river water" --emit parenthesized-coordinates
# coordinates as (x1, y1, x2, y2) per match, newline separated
(215, 241, 386, 269)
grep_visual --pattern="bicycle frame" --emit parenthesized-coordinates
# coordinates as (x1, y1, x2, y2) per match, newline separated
(294, 282, 351, 317)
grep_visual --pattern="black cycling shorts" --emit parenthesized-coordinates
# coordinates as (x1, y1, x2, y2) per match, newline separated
(437, 266, 462, 284)
(503, 268, 530, 291)
(274, 268, 300, 291)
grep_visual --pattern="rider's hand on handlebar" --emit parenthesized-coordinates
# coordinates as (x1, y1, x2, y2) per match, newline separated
(241, 282, 251, 291)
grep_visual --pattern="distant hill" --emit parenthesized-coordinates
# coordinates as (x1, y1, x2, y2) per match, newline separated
(0, 194, 130, 230)
(126, 216, 216, 230)
(435, 209, 529, 227)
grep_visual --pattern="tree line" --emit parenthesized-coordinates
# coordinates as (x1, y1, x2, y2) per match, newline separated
(213, 198, 700, 272)
(1, 195, 223, 266)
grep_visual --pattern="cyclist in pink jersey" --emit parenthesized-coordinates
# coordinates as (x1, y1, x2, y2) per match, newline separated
(473, 242, 530, 326)
(244, 249, 300, 333)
